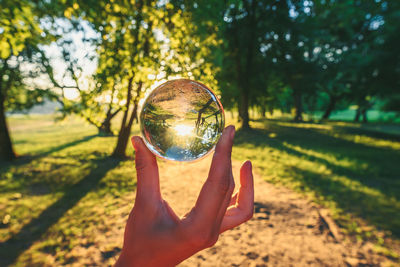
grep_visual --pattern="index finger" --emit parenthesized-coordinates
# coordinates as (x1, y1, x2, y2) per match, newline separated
(190, 125, 236, 227)
(131, 136, 161, 205)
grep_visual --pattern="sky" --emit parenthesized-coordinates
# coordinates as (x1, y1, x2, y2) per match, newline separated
(41, 18, 177, 102)
(42, 19, 99, 100)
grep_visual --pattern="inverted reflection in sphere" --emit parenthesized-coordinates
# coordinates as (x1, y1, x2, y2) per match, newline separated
(140, 79, 225, 162)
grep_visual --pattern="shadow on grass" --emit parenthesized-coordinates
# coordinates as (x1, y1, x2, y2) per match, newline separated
(332, 125, 400, 142)
(0, 134, 98, 171)
(0, 156, 120, 266)
(37, 134, 100, 157)
(235, 122, 400, 237)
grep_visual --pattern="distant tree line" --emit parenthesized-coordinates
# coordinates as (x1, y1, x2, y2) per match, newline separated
(183, 0, 400, 127)
(1, 0, 399, 161)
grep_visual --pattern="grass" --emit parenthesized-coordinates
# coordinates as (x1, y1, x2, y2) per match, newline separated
(311, 109, 400, 123)
(245, 108, 400, 123)
(0, 115, 138, 266)
(228, 117, 400, 259)
(0, 114, 400, 265)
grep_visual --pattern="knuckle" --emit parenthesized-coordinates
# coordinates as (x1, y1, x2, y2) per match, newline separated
(135, 158, 146, 171)
(189, 231, 219, 249)
(135, 156, 156, 172)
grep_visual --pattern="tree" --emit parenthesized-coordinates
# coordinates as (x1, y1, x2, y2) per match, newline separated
(312, 0, 386, 122)
(73, 0, 218, 158)
(219, 0, 276, 128)
(373, 0, 400, 119)
(49, 20, 123, 136)
(184, 0, 280, 128)
(0, 0, 58, 161)
(189, 0, 319, 124)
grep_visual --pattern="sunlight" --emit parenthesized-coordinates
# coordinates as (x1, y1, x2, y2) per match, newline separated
(64, 88, 80, 100)
(173, 124, 194, 136)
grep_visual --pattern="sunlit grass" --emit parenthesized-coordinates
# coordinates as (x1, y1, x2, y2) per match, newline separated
(276, 120, 400, 150)
(0, 114, 399, 265)
(0, 115, 139, 266)
(228, 118, 400, 258)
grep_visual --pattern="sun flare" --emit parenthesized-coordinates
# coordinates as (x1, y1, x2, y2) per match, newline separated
(173, 124, 194, 137)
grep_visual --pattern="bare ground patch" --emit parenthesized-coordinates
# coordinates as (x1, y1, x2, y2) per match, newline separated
(156, 157, 395, 267)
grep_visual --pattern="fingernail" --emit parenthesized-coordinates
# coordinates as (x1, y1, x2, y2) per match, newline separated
(131, 136, 141, 151)
(225, 125, 235, 140)
(246, 160, 252, 170)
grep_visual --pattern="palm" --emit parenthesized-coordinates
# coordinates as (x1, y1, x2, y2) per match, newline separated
(118, 127, 254, 267)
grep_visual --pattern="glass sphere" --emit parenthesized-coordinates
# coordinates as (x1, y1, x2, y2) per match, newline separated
(140, 79, 225, 162)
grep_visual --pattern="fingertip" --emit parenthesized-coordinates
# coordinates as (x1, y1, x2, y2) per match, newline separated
(131, 136, 157, 167)
(131, 136, 142, 151)
(240, 160, 254, 187)
(215, 125, 235, 155)
(241, 160, 252, 173)
(224, 125, 235, 140)
(244, 160, 252, 169)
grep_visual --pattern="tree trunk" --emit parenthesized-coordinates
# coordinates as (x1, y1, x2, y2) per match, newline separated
(321, 96, 337, 120)
(240, 88, 250, 129)
(99, 119, 113, 136)
(269, 107, 274, 117)
(98, 81, 120, 136)
(260, 106, 266, 118)
(112, 79, 142, 158)
(113, 77, 133, 158)
(235, 58, 243, 124)
(232, 0, 256, 130)
(237, 107, 242, 123)
(293, 89, 303, 122)
(196, 98, 214, 128)
(0, 89, 16, 161)
(99, 107, 121, 136)
(354, 107, 361, 122)
(112, 2, 148, 158)
(362, 109, 368, 123)
(239, 0, 257, 130)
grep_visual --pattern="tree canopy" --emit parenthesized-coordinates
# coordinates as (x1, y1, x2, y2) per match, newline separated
(1, 0, 399, 160)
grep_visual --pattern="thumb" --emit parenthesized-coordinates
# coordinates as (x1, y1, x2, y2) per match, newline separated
(131, 136, 161, 203)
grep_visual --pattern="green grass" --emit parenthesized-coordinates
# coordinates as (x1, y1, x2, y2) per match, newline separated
(311, 109, 400, 123)
(1, 114, 400, 265)
(229, 117, 400, 258)
(0, 115, 138, 266)
(245, 108, 400, 123)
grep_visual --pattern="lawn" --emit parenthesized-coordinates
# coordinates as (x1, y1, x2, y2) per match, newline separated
(0, 114, 399, 265)
(0, 115, 138, 266)
(232, 118, 400, 258)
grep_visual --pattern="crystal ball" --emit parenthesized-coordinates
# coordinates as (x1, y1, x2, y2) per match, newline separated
(140, 79, 225, 162)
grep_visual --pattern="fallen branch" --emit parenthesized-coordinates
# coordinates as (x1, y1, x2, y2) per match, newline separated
(318, 209, 342, 242)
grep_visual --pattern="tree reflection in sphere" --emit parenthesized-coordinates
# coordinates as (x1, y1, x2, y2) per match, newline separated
(140, 79, 225, 162)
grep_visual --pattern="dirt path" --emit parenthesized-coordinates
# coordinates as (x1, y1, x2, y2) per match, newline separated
(157, 157, 390, 267)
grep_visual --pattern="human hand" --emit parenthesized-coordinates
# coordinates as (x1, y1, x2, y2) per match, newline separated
(115, 125, 254, 267)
